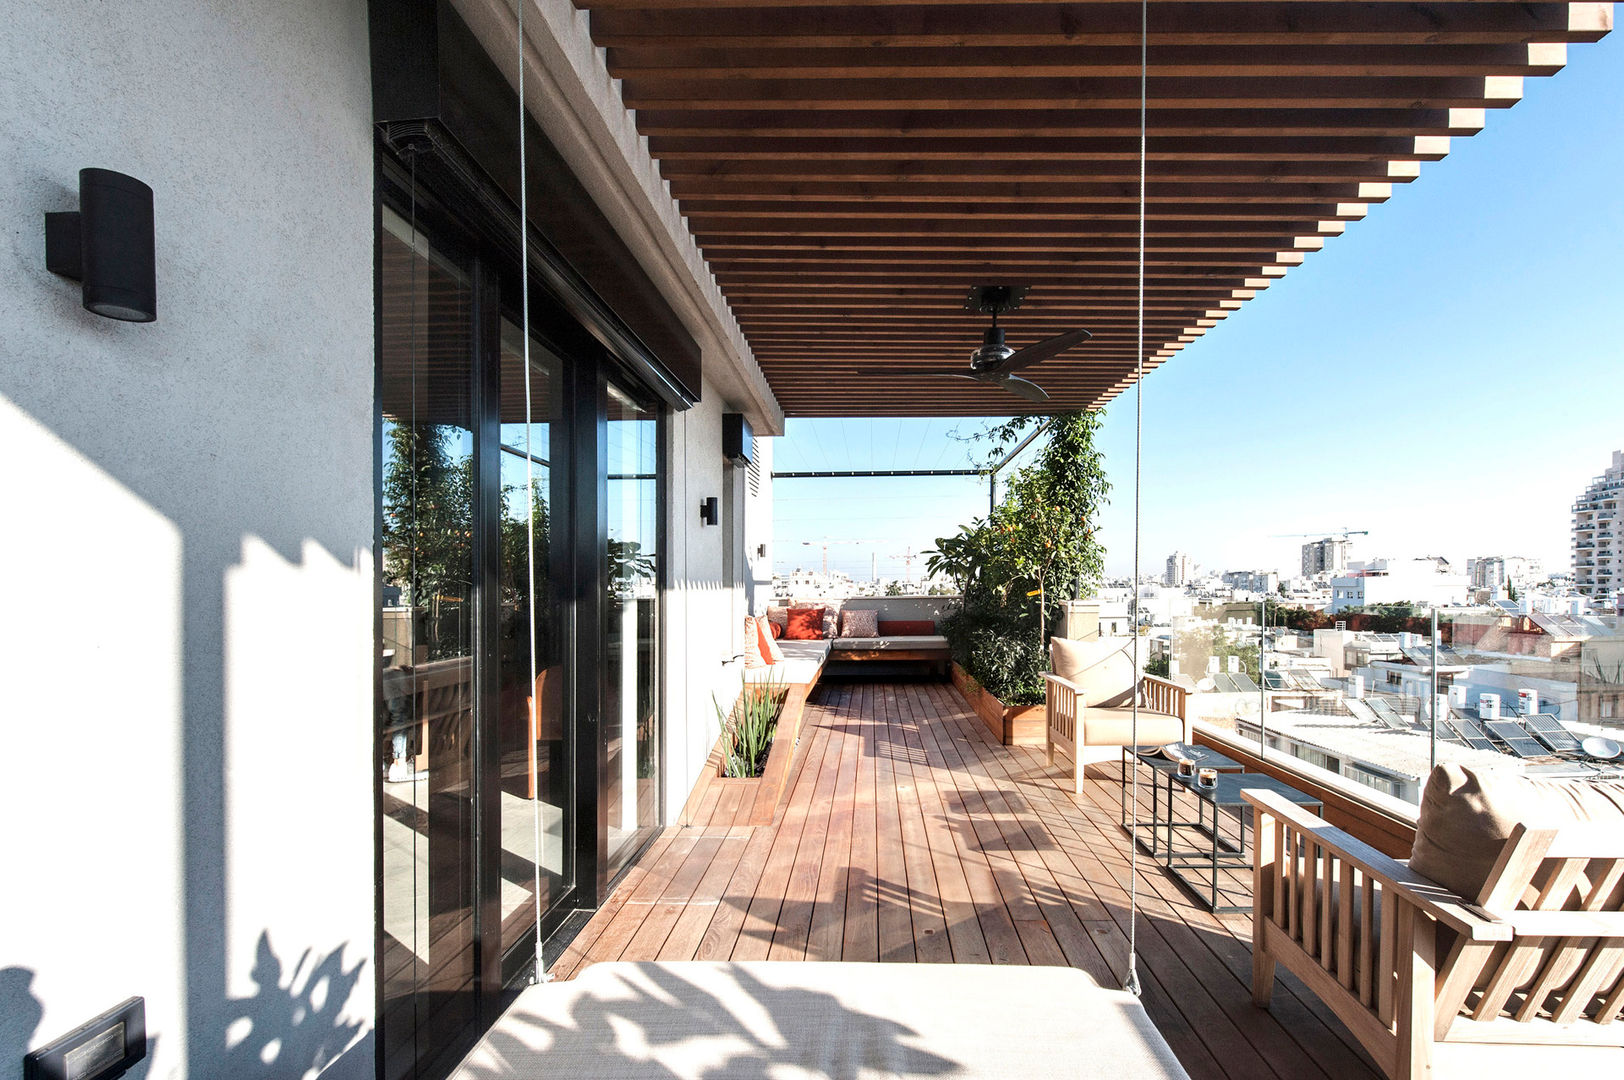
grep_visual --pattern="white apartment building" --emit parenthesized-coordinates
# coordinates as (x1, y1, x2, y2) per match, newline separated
(1329, 557, 1470, 613)
(1574, 450, 1623, 605)
(1466, 554, 1544, 595)
(1301, 536, 1351, 577)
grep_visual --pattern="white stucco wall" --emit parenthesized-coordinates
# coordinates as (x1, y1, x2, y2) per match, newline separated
(661, 380, 760, 823)
(0, 2, 376, 1076)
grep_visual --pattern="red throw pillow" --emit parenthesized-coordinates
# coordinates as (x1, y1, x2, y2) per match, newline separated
(878, 620, 935, 636)
(785, 606, 824, 640)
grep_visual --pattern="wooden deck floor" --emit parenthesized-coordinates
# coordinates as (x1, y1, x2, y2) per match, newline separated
(553, 681, 1382, 1080)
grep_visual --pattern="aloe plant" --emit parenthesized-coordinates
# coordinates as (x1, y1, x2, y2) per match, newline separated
(716, 677, 785, 778)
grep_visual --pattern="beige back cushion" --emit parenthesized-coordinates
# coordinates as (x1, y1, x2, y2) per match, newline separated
(1051, 636, 1140, 709)
(1410, 764, 1624, 903)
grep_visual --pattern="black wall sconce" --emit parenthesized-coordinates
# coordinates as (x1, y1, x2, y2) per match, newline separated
(45, 168, 157, 322)
(699, 497, 719, 526)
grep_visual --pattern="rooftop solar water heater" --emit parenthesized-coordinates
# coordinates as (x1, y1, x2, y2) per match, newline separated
(1483, 720, 1549, 759)
(1447, 718, 1498, 753)
(1522, 714, 1584, 754)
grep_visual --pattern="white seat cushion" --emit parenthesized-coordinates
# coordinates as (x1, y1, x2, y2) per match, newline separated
(830, 635, 951, 651)
(453, 961, 1192, 1079)
(745, 639, 828, 685)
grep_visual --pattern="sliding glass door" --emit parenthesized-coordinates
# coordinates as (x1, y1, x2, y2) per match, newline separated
(376, 178, 669, 1080)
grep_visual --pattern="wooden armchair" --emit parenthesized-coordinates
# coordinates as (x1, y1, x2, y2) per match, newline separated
(1245, 788, 1624, 1079)
(1043, 671, 1189, 794)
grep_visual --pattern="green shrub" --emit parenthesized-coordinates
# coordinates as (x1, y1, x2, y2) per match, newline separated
(716, 677, 785, 778)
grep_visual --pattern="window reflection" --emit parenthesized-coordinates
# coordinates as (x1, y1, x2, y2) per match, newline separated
(606, 384, 660, 871)
(377, 208, 477, 1079)
(496, 321, 570, 948)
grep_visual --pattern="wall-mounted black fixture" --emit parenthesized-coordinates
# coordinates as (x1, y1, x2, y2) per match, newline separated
(757, 543, 768, 559)
(699, 497, 719, 526)
(45, 169, 157, 323)
(25, 997, 145, 1080)
(722, 413, 753, 467)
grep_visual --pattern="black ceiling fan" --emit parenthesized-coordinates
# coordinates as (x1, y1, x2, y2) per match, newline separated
(863, 285, 1091, 403)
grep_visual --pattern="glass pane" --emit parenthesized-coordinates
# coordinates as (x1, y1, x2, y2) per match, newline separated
(606, 383, 660, 871)
(496, 321, 570, 953)
(378, 207, 477, 1079)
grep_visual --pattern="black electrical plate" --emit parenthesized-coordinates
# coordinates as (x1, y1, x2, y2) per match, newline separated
(24, 997, 145, 1080)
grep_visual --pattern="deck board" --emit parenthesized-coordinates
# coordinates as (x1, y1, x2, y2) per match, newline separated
(557, 679, 1385, 1080)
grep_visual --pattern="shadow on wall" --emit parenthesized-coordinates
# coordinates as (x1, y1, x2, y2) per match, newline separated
(454, 964, 958, 1080)
(222, 933, 369, 1079)
(1, 968, 44, 1076)
(2, 350, 370, 1074)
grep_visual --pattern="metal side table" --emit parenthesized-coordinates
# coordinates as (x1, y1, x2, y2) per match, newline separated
(1165, 773, 1324, 913)
(1120, 742, 1246, 857)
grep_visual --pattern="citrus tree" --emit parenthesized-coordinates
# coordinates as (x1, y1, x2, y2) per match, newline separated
(926, 412, 1110, 703)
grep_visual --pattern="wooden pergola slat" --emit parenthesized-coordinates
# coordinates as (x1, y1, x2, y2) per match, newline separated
(569, 0, 1612, 415)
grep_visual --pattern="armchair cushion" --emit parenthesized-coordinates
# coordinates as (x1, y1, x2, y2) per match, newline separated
(1051, 636, 1141, 709)
(1079, 706, 1183, 749)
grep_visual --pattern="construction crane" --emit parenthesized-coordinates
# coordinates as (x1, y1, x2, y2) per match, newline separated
(892, 546, 922, 585)
(801, 538, 879, 577)
(1271, 527, 1369, 540)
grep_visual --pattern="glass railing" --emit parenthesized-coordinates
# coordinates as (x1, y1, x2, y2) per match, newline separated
(1165, 603, 1624, 806)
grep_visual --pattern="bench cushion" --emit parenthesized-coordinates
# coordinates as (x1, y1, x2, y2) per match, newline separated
(830, 635, 950, 652)
(745, 639, 828, 686)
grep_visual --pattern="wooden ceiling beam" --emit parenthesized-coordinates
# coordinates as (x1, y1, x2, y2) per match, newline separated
(586, 3, 1612, 48)
(608, 43, 1564, 80)
(649, 134, 1453, 161)
(667, 179, 1394, 202)
(688, 216, 1336, 235)
(620, 74, 1526, 110)
(678, 199, 1364, 219)
(656, 158, 1425, 182)
(635, 106, 1486, 138)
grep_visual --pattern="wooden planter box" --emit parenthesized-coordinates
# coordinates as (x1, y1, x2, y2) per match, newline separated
(951, 662, 1044, 746)
(684, 683, 814, 827)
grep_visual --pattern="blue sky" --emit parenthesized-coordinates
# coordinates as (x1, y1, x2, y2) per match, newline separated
(774, 34, 1624, 582)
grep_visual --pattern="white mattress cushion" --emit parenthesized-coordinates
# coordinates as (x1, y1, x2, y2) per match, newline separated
(453, 961, 1191, 1079)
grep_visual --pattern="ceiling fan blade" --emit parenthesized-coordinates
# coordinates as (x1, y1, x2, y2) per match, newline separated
(999, 375, 1051, 403)
(1000, 327, 1092, 372)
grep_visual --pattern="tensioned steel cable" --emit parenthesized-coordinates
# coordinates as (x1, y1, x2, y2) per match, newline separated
(406, 147, 424, 1038)
(516, 0, 550, 985)
(1123, 0, 1148, 999)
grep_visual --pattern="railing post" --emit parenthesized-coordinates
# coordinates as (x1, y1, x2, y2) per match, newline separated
(1253, 805, 1278, 1006)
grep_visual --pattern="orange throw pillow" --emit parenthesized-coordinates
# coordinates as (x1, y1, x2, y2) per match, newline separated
(784, 606, 824, 640)
(769, 621, 783, 639)
(756, 615, 784, 663)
